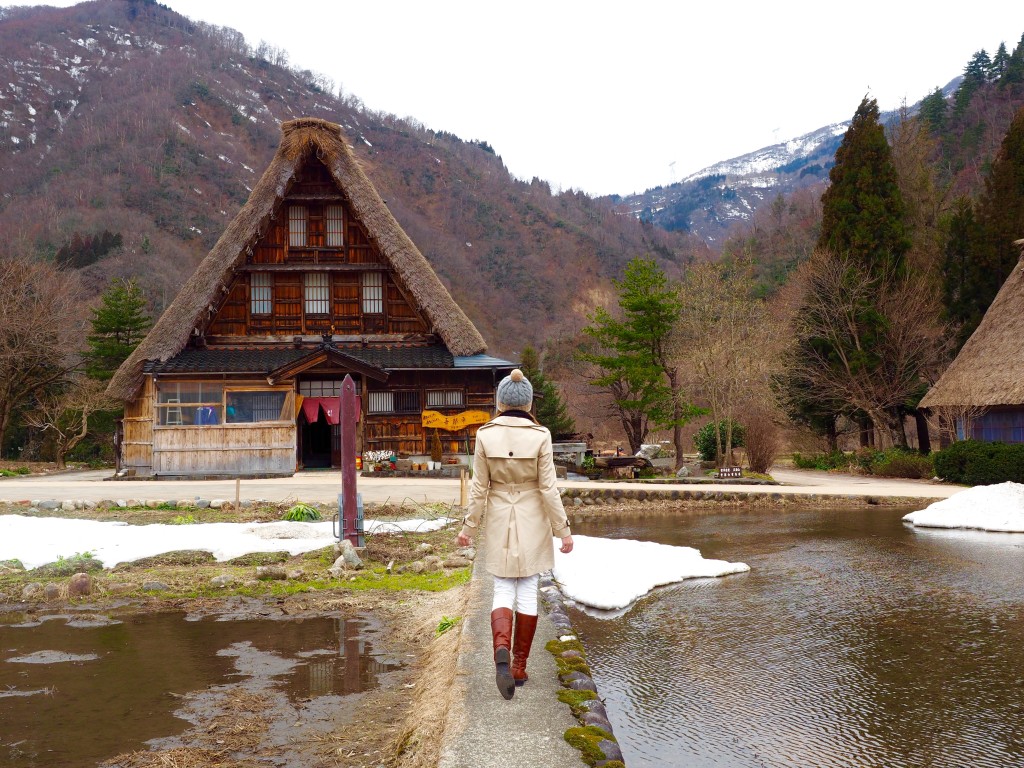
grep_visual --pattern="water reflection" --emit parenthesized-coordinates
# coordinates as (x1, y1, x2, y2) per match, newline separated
(0, 613, 400, 768)
(572, 508, 1024, 768)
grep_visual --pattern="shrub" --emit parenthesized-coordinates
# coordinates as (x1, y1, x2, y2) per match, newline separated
(932, 440, 1024, 485)
(694, 420, 745, 462)
(743, 407, 780, 474)
(872, 450, 934, 479)
(792, 450, 849, 470)
(430, 429, 443, 463)
(283, 503, 322, 522)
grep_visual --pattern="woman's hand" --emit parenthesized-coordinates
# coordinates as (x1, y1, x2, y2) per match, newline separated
(456, 532, 472, 547)
(559, 535, 574, 554)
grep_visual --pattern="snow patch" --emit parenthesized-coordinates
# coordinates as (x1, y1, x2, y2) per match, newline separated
(0, 515, 454, 569)
(552, 534, 749, 611)
(904, 482, 1024, 532)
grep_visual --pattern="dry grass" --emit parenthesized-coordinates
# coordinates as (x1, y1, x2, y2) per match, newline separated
(384, 587, 469, 768)
(102, 747, 256, 768)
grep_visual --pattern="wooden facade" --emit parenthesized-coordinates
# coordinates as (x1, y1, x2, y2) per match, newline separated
(111, 118, 512, 477)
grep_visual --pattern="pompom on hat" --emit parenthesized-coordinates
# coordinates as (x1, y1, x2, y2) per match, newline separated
(496, 368, 533, 410)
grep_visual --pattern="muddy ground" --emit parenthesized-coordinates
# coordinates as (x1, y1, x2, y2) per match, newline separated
(0, 502, 472, 768)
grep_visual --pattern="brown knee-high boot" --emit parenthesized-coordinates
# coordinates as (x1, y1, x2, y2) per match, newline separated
(491, 608, 515, 700)
(511, 612, 538, 686)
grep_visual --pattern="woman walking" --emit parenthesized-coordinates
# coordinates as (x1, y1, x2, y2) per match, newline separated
(457, 369, 573, 700)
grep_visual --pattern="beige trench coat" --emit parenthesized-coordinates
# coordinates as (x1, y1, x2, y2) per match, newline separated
(459, 415, 571, 578)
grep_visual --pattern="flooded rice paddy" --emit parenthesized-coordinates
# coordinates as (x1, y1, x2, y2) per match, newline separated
(0, 612, 399, 767)
(571, 507, 1024, 768)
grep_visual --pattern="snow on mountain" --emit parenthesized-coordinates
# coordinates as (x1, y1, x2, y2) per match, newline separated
(681, 122, 850, 182)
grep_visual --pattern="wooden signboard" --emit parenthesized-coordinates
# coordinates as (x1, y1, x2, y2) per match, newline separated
(421, 409, 491, 432)
(716, 466, 742, 479)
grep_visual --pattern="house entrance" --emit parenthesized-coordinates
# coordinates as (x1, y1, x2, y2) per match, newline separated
(300, 414, 333, 468)
(297, 379, 357, 469)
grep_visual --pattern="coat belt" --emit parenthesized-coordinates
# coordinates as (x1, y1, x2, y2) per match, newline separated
(489, 481, 539, 494)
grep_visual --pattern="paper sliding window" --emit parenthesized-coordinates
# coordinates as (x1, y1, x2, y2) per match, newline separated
(250, 273, 272, 315)
(325, 204, 344, 247)
(361, 271, 383, 314)
(289, 204, 308, 247)
(304, 272, 330, 315)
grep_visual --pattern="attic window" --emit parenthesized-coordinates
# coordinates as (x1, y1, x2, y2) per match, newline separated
(250, 273, 272, 315)
(325, 204, 344, 247)
(304, 272, 330, 315)
(361, 272, 383, 314)
(289, 205, 308, 247)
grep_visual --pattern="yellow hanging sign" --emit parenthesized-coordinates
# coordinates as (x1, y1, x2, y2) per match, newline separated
(421, 409, 491, 431)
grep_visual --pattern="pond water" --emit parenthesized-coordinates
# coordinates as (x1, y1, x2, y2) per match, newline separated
(0, 612, 399, 767)
(571, 508, 1024, 768)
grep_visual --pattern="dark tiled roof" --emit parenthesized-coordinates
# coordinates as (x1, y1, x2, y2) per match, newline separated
(144, 345, 455, 374)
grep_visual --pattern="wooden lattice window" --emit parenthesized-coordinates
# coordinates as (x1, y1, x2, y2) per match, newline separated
(289, 205, 308, 247)
(250, 273, 272, 315)
(325, 204, 344, 247)
(361, 272, 383, 314)
(426, 389, 464, 408)
(368, 390, 420, 414)
(304, 273, 330, 315)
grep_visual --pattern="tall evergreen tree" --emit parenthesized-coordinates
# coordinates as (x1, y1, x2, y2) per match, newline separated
(991, 42, 1010, 80)
(955, 50, 993, 113)
(579, 257, 699, 460)
(1003, 33, 1024, 85)
(793, 96, 922, 447)
(86, 278, 152, 381)
(919, 88, 948, 135)
(946, 107, 1024, 349)
(818, 96, 910, 275)
(941, 197, 984, 348)
(519, 345, 576, 439)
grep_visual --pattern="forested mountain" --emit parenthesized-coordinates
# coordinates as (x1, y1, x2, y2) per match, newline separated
(0, 0, 696, 357)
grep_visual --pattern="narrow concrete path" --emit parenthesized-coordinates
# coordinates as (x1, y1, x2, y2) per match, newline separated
(439, 558, 582, 768)
(0, 467, 964, 505)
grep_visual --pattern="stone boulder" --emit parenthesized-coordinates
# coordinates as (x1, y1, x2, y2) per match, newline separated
(68, 573, 92, 597)
(255, 566, 288, 581)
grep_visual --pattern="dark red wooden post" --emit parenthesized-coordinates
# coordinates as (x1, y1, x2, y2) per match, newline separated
(339, 374, 361, 546)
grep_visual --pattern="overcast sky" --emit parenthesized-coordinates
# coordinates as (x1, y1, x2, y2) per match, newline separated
(9, 1, 1024, 194)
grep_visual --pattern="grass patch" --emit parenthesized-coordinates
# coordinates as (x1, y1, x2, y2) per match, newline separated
(436, 615, 460, 636)
(227, 551, 290, 566)
(33, 554, 104, 577)
(115, 551, 216, 569)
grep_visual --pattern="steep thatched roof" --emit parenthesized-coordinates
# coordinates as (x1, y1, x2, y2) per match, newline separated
(921, 241, 1024, 409)
(108, 117, 486, 401)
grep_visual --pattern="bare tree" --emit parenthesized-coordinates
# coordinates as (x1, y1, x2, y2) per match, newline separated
(788, 250, 948, 448)
(924, 378, 989, 445)
(674, 260, 790, 466)
(25, 378, 114, 469)
(0, 257, 87, 455)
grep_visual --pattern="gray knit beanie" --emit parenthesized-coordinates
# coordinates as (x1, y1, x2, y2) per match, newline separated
(496, 369, 533, 410)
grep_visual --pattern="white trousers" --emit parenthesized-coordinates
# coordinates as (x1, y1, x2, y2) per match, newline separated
(492, 574, 539, 615)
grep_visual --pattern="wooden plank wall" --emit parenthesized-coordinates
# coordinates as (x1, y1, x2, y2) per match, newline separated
(363, 371, 496, 456)
(153, 424, 296, 476)
(122, 377, 154, 475)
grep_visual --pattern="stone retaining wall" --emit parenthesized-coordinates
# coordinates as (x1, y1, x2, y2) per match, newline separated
(559, 487, 939, 508)
(539, 574, 625, 768)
